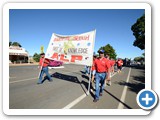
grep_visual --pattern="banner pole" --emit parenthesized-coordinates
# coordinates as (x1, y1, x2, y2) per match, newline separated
(87, 66, 92, 95)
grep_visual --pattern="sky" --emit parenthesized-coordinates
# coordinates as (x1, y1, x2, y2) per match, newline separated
(9, 9, 144, 59)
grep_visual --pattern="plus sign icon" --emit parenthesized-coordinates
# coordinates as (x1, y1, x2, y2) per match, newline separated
(137, 89, 158, 110)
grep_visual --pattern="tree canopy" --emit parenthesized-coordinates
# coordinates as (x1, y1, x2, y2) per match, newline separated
(131, 14, 145, 50)
(98, 44, 117, 60)
(33, 53, 40, 62)
(9, 41, 22, 47)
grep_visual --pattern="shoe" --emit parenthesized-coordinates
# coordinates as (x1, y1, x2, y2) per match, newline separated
(93, 99, 99, 102)
(99, 93, 103, 96)
(49, 79, 53, 82)
(37, 82, 42, 85)
(107, 80, 111, 86)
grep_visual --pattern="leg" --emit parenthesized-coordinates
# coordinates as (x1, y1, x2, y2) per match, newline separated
(100, 73, 106, 94)
(38, 68, 44, 84)
(94, 73, 101, 101)
(43, 67, 52, 81)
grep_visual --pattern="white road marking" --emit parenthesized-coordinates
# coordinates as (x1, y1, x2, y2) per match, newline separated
(63, 93, 86, 109)
(63, 67, 125, 109)
(9, 71, 80, 84)
(117, 67, 131, 109)
(9, 77, 38, 84)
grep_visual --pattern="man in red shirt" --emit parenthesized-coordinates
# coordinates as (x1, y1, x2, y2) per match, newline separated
(117, 58, 123, 73)
(37, 53, 53, 84)
(105, 55, 115, 86)
(93, 50, 111, 102)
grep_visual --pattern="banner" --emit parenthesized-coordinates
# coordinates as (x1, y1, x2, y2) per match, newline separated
(45, 30, 96, 66)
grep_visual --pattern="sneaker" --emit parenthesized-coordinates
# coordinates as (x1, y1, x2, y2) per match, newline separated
(108, 80, 111, 86)
(93, 99, 99, 102)
(90, 89, 93, 93)
(106, 80, 111, 86)
(37, 82, 42, 85)
(49, 79, 53, 82)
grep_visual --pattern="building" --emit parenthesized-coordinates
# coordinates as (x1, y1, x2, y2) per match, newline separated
(9, 46, 29, 64)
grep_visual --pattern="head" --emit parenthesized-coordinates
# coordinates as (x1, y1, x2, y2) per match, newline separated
(40, 53, 45, 58)
(106, 54, 110, 59)
(98, 50, 105, 58)
(93, 55, 97, 60)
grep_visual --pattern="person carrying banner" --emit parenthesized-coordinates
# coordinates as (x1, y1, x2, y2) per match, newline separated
(93, 50, 111, 102)
(37, 53, 53, 84)
(117, 58, 123, 73)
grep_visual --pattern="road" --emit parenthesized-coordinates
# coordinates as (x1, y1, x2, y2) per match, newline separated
(9, 64, 145, 109)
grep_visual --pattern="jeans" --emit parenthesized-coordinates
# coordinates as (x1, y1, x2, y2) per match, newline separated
(95, 72, 107, 100)
(84, 66, 90, 74)
(38, 66, 52, 83)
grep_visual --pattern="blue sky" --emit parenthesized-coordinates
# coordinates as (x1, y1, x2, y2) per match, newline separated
(9, 9, 144, 59)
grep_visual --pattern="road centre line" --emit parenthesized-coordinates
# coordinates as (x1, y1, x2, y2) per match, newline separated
(9, 71, 80, 84)
(9, 77, 38, 84)
(117, 67, 131, 109)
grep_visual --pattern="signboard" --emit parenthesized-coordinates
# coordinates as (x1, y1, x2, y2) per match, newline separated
(40, 46, 44, 53)
(45, 30, 96, 66)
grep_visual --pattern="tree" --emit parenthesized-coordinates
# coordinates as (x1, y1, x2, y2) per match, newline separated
(11, 42, 22, 47)
(131, 14, 145, 50)
(9, 41, 12, 46)
(98, 44, 117, 59)
(33, 53, 40, 62)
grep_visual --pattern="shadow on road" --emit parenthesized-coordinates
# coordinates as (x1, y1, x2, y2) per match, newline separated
(104, 89, 132, 109)
(114, 75, 145, 94)
(51, 72, 80, 83)
(51, 72, 89, 95)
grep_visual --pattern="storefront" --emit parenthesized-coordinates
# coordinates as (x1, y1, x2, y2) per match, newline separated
(9, 46, 29, 64)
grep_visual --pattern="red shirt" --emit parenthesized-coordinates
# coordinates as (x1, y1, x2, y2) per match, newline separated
(117, 60, 123, 66)
(39, 57, 50, 67)
(94, 57, 110, 73)
(110, 60, 115, 67)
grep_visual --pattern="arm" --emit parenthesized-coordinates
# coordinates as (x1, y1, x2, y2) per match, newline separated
(106, 67, 111, 80)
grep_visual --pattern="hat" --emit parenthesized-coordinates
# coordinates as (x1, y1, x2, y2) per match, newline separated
(98, 49, 105, 53)
(40, 53, 45, 55)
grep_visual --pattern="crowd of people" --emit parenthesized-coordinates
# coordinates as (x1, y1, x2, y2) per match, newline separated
(37, 50, 123, 103)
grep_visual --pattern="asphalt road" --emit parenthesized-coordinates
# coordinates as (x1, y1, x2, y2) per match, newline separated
(9, 64, 145, 109)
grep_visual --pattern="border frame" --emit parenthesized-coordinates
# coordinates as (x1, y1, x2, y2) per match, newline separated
(3, 2, 151, 115)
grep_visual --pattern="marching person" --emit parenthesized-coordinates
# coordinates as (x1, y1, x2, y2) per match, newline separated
(93, 50, 111, 102)
(37, 53, 53, 84)
(117, 58, 123, 73)
(105, 55, 115, 86)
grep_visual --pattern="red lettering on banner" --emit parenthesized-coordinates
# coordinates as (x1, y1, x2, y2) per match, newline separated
(71, 55, 83, 62)
(51, 53, 83, 63)
(60, 54, 69, 62)
(51, 53, 58, 59)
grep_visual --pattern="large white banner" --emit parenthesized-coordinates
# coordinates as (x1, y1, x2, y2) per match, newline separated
(45, 30, 96, 66)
